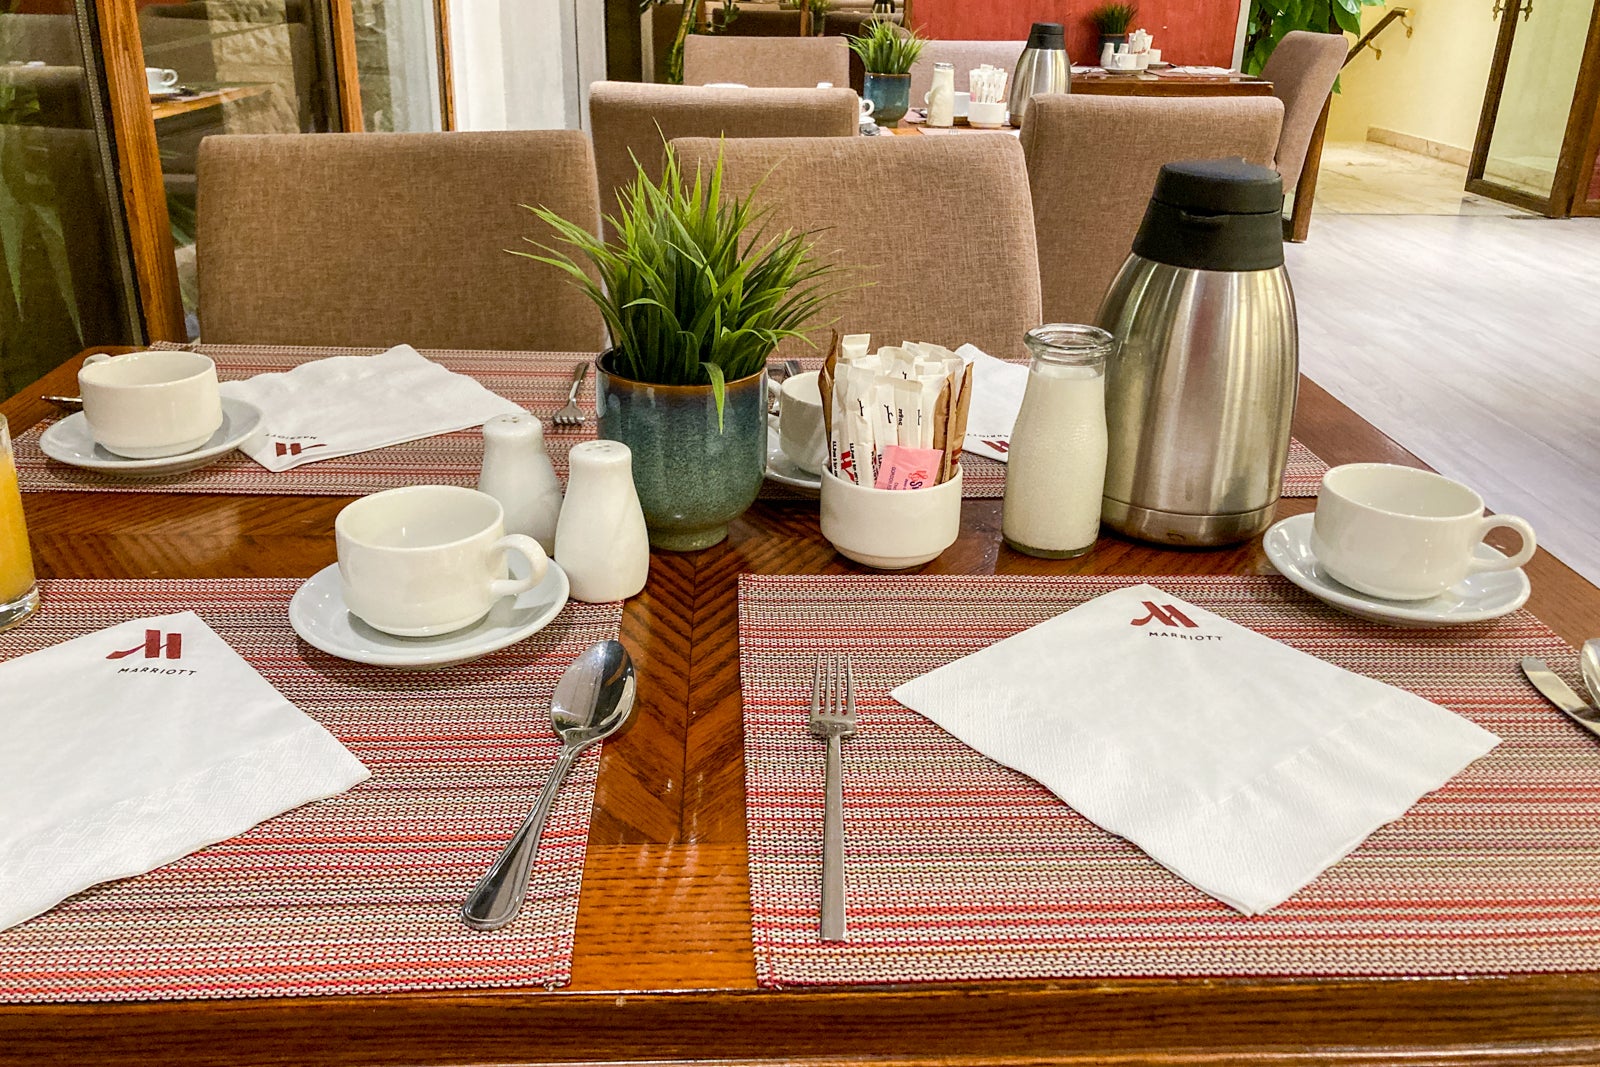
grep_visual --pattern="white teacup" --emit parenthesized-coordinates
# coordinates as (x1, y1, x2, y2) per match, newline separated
(967, 100, 1006, 128)
(79, 350, 223, 459)
(145, 67, 178, 93)
(1309, 463, 1536, 601)
(336, 485, 549, 637)
(820, 465, 962, 569)
(778, 370, 826, 474)
(1106, 53, 1140, 72)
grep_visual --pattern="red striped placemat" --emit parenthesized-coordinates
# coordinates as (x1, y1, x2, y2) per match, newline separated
(0, 579, 622, 1003)
(13, 345, 1328, 499)
(738, 574, 1600, 986)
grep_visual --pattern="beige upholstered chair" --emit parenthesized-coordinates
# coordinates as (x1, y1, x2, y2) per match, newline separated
(1260, 31, 1346, 194)
(196, 131, 605, 351)
(588, 82, 858, 234)
(669, 134, 1042, 361)
(1019, 94, 1284, 324)
(908, 40, 1026, 103)
(683, 34, 850, 88)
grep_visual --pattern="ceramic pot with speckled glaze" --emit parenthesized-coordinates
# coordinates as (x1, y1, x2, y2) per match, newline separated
(595, 353, 768, 552)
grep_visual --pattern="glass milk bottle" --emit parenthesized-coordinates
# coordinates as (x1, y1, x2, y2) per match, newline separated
(1002, 325, 1112, 558)
(927, 62, 955, 127)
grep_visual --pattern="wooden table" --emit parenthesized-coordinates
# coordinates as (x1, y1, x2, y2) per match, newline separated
(4, 350, 1600, 1066)
(149, 85, 273, 123)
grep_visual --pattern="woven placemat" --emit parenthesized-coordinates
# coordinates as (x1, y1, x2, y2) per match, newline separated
(14, 345, 1328, 500)
(738, 573, 1600, 986)
(0, 578, 622, 1003)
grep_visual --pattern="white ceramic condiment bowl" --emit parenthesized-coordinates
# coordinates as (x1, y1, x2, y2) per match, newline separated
(820, 464, 962, 569)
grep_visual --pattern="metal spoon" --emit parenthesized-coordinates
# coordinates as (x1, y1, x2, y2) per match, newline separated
(461, 640, 636, 931)
(41, 395, 83, 414)
(1582, 640, 1600, 707)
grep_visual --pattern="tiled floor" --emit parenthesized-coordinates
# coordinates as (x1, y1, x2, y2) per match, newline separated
(1287, 213, 1600, 589)
(1309, 141, 1530, 217)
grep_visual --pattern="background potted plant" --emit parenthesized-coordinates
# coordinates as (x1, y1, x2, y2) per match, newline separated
(1243, 0, 1381, 77)
(1089, 2, 1137, 56)
(848, 19, 923, 127)
(521, 146, 839, 552)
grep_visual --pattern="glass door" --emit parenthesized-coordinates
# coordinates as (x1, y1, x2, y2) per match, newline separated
(1468, 0, 1600, 216)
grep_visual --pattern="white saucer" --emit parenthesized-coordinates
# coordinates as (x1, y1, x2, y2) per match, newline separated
(39, 397, 263, 476)
(289, 558, 571, 669)
(765, 418, 821, 492)
(1263, 513, 1530, 628)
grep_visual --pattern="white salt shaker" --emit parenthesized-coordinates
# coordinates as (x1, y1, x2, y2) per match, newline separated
(1002, 324, 1112, 559)
(555, 440, 649, 603)
(927, 62, 955, 127)
(478, 413, 564, 555)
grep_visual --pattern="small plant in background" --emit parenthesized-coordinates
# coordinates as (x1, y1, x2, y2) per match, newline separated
(805, 0, 832, 36)
(1088, 2, 1138, 37)
(639, 0, 742, 84)
(846, 17, 923, 75)
(1244, 0, 1379, 77)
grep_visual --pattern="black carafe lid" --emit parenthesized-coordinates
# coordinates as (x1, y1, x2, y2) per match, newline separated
(1131, 158, 1285, 272)
(1026, 22, 1065, 49)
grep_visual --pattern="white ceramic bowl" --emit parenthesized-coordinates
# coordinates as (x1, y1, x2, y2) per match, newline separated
(819, 464, 962, 569)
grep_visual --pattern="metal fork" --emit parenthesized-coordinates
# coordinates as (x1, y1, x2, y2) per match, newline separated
(808, 653, 856, 942)
(551, 362, 589, 426)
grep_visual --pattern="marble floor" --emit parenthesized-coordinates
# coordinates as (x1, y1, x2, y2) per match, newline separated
(1309, 141, 1529, 217)
(1287, 213, 1600, 589)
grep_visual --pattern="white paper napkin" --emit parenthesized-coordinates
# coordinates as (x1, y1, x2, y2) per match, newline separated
(219, 344, 524, 471)
(955, 343, 1027, 463)
(0, 611, 369, 931)
(890, 584, 1499, 914)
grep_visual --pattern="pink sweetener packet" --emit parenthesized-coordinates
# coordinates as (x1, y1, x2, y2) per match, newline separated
(874, 444, 944, 491)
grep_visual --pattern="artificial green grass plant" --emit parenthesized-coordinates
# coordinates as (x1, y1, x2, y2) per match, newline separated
(519, 145, 841, 425)
(846, 18, 923, 75)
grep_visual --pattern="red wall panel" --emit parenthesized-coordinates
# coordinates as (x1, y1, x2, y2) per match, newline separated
(910, 0, 1241, 67)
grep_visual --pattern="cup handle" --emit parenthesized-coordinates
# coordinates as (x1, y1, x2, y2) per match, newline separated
(1468, 515, 1536, 573)
(489, 534, 549, 599)
(859, 97, 874, 117)
(162, 69, 179, 88)
(82, 353, 112, 367)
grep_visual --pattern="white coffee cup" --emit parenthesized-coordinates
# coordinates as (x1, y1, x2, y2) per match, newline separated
(778, 370, 826, 474)
(1147, 48, 1162, 64)
(1309, 463, 1536, 601)
(967, 100, 1006, 128)
(1106, 52, 1140, 72)
(335, 485, 549, 637)
(79, 350, 223, 459)
(924, 89, 970, 118)
(858, 95, 875, 120)
(145, 67, 178, 93)
(820, 465, 963, 569)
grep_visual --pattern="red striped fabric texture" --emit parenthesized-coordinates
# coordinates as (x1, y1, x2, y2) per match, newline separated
(738, 574, 1600, 986)
(0, 579, 622, 1003)
(13, 345, 1329, 499)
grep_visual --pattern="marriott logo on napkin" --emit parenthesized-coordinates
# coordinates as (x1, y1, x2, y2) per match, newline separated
(891, 584, 1500, 914)
(0, 612, 370, 932)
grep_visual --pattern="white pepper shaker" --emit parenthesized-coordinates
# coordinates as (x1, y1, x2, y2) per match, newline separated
(477, 412, 563, 555)
(554, 440, 649, 603)
(927, 62, 955, 127)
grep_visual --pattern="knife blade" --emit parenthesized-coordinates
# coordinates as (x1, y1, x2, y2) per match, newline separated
(1520, 658, 1600, 740)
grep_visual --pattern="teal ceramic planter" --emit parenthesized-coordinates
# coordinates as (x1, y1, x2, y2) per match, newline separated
(863, 72, 911, 126)
(595, 354, 768, 552)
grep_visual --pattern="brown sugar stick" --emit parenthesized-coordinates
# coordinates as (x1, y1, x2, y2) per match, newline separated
(930, 377, 952, 483)
(945, 361, 975, 482)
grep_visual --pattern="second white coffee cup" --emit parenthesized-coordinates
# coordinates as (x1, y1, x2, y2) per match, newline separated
(336, 485, 549, 637)
(79, 349, 223, 459)
(1310, 463, 1536, 601)
(778, 370, 827, 475)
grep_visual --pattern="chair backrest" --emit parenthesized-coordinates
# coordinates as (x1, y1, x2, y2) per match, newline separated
(908, 40, 1026, 103)
(196, 130, 605, 350)
(1019, 94, 1284, 324)
(684, 34, 850, 88)
(1260, 31, 1347, 190)
(669, 134, 1041, 361)
(588, 81, 859, 234)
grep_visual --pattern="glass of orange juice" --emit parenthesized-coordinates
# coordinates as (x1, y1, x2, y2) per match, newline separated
(0, 415, 39, 631)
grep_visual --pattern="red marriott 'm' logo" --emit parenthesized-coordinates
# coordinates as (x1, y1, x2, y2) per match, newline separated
(274, 441, 326, 458)
(1131, 602, 1197, 628)
(108, 629, 184, 660)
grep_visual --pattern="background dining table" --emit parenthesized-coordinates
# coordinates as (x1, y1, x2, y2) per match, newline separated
(3, 347, 1599, 1066)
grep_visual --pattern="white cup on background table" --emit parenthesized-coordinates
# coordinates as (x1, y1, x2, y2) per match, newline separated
(78, 350, 223, 459)
(145, 67, 178, 94)
(777, 370, 827, 475)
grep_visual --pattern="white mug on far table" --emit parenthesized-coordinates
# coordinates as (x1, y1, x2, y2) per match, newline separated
(336, 485, 549, 637)
(1309, 463, 1536, 601)
(145, 67, 179, 94)
(78, 350, 223, 459)
(777, 370, 827, 475)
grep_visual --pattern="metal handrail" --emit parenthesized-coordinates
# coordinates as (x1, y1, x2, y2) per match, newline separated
(1345, 7, 1413, 66)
